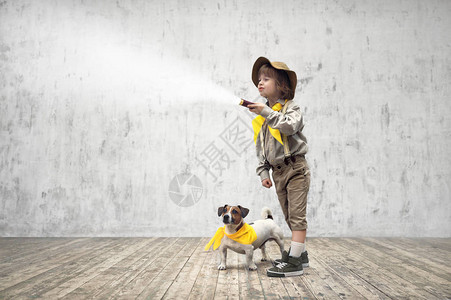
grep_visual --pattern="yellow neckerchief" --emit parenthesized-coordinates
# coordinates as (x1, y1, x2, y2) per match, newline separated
(204, 223, 257, 251)
(252, 100, 288, 145)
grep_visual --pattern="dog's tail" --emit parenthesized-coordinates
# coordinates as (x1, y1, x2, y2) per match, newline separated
(261, 207, 274, 220)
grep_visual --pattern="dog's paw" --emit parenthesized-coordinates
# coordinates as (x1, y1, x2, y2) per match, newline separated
(248, 264, 258, 271)
(218, 265, 227, 270)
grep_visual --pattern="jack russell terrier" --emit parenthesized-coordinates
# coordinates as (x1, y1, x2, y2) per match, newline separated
(205, 204, 285, 270)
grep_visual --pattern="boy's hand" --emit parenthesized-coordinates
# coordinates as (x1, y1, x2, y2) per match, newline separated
(248, 103, 265, 115)
(262, 178, 273, 188)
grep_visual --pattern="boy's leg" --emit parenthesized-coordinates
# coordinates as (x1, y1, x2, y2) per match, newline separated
(292, 230, 306, 243)
(267, 159, 310, 277)
(287, 158, 310, 263)
(290, 230, 306, 257)
(273, 178, 290, 231)
(273, 230, 306, 262)
(273, 162, 309, 251)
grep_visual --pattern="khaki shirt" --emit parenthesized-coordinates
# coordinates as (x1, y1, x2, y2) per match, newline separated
(256, 99, 308, 181)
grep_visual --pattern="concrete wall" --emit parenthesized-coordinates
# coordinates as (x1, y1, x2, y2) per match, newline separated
(1, 0, 450, 237)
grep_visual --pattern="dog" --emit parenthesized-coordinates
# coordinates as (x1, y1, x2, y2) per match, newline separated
(214, 204, 285, 270)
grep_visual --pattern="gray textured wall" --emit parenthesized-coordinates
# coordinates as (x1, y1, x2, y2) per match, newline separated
(1, 0, 450, 237)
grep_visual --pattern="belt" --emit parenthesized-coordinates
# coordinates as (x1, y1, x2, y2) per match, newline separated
(270, 154, 305, 170)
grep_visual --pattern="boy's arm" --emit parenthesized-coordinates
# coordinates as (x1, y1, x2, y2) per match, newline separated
(259, 102, 303, 136)
(256, 161, 270, 182)
(255, 133, 270, 181)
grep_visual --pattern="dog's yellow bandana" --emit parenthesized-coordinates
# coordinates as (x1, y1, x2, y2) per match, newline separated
(252, 100, 287, 145)
(204, 223, 257, 251)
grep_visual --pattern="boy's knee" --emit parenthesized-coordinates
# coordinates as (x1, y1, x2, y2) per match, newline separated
(291, 224, 308, 231)
(289, 216, 307, 231)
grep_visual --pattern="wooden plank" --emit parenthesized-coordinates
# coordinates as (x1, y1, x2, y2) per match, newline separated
(337, 238, 451, 299)
(0, 238, 85, 263)
(313, 238, 411, 299)
(425, 238, 451, 251)
(0, 238, 112, 291)
(321, 238, 441, 299)
(187, 241, 220, 300)
(289, 260, 343, 299)
(111, 238, 182, 299)
(39, 238, 152, 299)
(307, 252, 366, 299)
(306, 238, 390, 299)
(367, 238, 451, 277)
(0, 238, 55, 258)
(90, 238, 168, 299)
(236, 247, 266, 299)
(213, 249, 241, 299)
(398, 237, 451, 255)
(0, 238, 89, 275)
(0, 238, 88, 262)
(0, 237, 449, 299)
(59, 238, 157, 299)
(41, 238, 150, 298)
(161, 238, 210, 299)
(135, 238, 199, 299)
(367, 238, 451, 272)
(0, 238, 125, 299)
(338, 237, 447, 299)
(282, 277, 317, 300)
(56, 238, 162, 299)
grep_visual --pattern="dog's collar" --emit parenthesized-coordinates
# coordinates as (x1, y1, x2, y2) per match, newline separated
(235, 221, 244, 232)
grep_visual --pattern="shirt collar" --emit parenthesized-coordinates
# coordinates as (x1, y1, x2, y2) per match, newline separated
(266, 99, 285, 106)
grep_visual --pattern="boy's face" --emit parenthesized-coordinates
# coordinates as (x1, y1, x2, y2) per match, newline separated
(258, 74, 280, 101)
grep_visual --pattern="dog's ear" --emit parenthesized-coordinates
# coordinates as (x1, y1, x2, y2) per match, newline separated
(238, 206, 249, 218)
(218, 204, 228, 216)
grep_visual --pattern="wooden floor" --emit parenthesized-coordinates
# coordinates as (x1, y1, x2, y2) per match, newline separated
(0, 237, 449, 299)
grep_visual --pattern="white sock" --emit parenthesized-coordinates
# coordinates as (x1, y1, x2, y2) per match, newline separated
(289, 241, 305, 258)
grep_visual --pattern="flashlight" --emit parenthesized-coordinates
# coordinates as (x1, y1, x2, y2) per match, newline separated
(239, 99, 255, 107)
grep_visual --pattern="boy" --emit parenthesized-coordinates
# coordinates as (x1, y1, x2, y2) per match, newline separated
(248, 57, 310, 277)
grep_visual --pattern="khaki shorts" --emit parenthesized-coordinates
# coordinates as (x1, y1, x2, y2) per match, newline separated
(272, 156, 310, 231)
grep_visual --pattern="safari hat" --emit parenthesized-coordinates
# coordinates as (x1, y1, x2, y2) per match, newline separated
(252, 56, 297, 99)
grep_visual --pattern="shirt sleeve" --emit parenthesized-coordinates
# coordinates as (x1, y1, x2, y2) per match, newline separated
(256, 160, 270, 181)
(255, 130, 271, 180)
(259, 102, 303, 136)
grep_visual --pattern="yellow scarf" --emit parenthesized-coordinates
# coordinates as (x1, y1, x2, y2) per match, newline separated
(252, 100, 287, 145)
(204, 223, 257, 251)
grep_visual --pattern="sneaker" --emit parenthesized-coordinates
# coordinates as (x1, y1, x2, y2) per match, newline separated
(275, 250, 309, 268)
(267, 251, 303, 277)
(300, 251, 309, 267)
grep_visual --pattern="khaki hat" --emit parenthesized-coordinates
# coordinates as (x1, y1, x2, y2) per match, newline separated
(252, 56, 297, 98)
